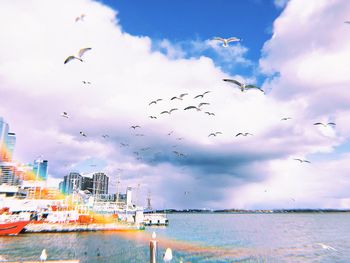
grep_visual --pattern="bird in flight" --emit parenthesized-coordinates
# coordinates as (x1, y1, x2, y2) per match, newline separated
(281, 117, 292, 121)
(149, 116, 157, 119)
(168, 131, 174, 136)
(223, 79, 264, 93)
(135, 133, 145, 137)
(313, 122, 336, 127)
(213, 37, 240, 47)
(102, 134, 109, 139)
(149, 98, 162, 106)
(75, 14, 85, 22)
(205, 112, 215, 116)
(79, 131, 87, 137)
(131, 125, 141, 129)
(120, 143, 129, 147)
(160, 108, 178, 114)
(194, 91, 211, 99)
(198, 102, 210, 108)
(208, 132, 222, 137)
(171, 93, 188, 101)
(316, 243, 337, 251)
(61, 112, 69, 118)
(294, 158, 311, 163)
(344, 21, 350, 24)
(82, 81, 91, 85)
(64, 47, 92, 64)
(184, 106, 201, 111)
(235, 132, 253, 137)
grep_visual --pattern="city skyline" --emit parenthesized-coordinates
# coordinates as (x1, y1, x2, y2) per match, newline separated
(1, 0, 350, 209)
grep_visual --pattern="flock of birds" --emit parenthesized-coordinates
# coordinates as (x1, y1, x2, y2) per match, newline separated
(59, 19, 339, 171)
(35, 12, 346, 263)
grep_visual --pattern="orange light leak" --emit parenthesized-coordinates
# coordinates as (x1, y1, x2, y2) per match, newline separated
(112, 230, 263, 260)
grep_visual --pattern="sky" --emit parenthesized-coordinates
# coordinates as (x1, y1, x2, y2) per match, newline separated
(1, 0, 350, 209)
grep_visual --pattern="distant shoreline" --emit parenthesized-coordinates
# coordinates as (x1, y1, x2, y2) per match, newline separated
(152, 209, 350, 214)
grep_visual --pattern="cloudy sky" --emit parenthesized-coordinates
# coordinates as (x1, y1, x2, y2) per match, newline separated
(1, 0, 350, 209)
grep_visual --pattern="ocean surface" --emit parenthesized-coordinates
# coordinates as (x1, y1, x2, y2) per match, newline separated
(1, 213, 350, 262)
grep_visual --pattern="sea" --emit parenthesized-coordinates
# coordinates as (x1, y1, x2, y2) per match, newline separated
(1, 213, 350, 262)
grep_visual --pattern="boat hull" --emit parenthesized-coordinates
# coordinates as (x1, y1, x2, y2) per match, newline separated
(0, 221, 30, 236)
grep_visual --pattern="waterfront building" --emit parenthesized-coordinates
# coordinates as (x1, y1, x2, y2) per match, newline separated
(81, 176, 93, 193)
(63, 172, 82, 194)
(0, 118, 18, 185)
(92, 172, 109, 196)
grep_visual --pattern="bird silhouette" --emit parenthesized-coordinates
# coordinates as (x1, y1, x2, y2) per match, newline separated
(223, 79, 264, 93)
(131, 125, 141, 129)
(61, 112, 69, 118)
(79, 131, 87, 137)
(294, 158, 311, 163)
(171, 93, 188, 101)
(40, 249, 47, 262)
(194, 91, 211, 99)
(204, 112, 215, 116)
(213, 37, 240, 47)
(313, 122, 336, 127)
(344, 21, 350, 24)
(235, 132, 253, 137)
(161, 108, 178, 114)
(64, 47, 92, 64)
(209, 132, 222, 137)
(149, 116, 157, 119)
(82, 81, 91, 84)
(102, 134, 109, 139)
(184, 106, 201, 111)
(281, 117, 292, 121)
(149, 98, 162, 105)
(75, 14, 85, 22)
(198, 102, 210, 108)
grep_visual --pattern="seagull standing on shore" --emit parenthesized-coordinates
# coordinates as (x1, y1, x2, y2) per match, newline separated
(213, 37, 240, 47)
(223, 79, 264, 93)
(163, 248, 173, 262)
(40, 249, 47, 262)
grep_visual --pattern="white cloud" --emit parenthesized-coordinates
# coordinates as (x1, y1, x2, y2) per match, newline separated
(274, 0, 289, 8)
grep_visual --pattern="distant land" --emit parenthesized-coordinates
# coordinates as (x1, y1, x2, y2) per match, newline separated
(151, 209, 350, 214)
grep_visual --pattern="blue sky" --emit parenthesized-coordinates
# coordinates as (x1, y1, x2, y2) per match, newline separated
(102, 0, 283, 79)
(1, 0, 350, 209)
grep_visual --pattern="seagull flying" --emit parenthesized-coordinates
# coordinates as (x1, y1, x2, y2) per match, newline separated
(194, 91, 211, 99)
(149, 116, 157, 119)
(79, 131, 87, 137)
(64, 47, 92, 64)
(198, 102, 210, 108)
(161, 108, 178, 114)
(184, 106, 201, 111)
(235, 132, 253, 137)
(102, 134, 109, 139)
(171, 93, 188, 101)
(61, 112, 69, 118)
(149, 98, 162, 105)
(313, 122, 336, 127)
(131, 125, 141, 129)
(316, 243, 337, 251)
(40, 249, 47, 262)
(281, 117, 292, 121)
(213, 37, 240, 47)
(294, 158, 311, 163)
(223, 79, 264, 93)
(208, 131, 222, 137)
(82, 81, 91, 84)
(205, 112, 215, 116)
(75, 14, 85, 22)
